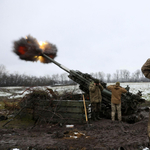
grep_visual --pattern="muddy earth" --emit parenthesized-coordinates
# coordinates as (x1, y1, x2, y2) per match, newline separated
(0, 107, 150, 150)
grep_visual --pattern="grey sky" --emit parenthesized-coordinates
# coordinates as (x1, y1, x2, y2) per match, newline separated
(0, 0, 150, 77)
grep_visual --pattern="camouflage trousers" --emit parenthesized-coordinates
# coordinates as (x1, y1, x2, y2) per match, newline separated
(111, 103, 121, 121)
(91, 102, 101, 113)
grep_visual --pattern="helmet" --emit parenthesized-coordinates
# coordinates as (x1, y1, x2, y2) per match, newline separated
(116, 82, 120, 86)
(94, 79, 100, 84)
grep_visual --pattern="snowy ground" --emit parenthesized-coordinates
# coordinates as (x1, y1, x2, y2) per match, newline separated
(0, 82, 150, 101)
(0, 85, 81, 100)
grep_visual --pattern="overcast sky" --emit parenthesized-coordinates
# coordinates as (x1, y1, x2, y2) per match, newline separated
(0, 0, 150, 77)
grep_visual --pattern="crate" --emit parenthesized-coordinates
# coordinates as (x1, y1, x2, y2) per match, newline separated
(32, 99, 91, 124)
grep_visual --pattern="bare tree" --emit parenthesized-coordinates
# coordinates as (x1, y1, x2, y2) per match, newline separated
(106, 73, 111, 83)
(60, 73, 68, 84)
(113, 70, 119, 81)
(132, 69, 141, 82)
(0, 64, 8, 76)
(122, 69, 130, 82)
(51, 74, 59, 85)
(97, 72, 105, 81)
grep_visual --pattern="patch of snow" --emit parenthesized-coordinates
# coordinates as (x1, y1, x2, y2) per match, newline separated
(143, 147, 149, 150)
(1, 83, 150, 100)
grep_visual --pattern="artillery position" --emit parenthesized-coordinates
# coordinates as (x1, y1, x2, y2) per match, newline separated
(13, 35, 146, 123)
(42, 53, 146, 123)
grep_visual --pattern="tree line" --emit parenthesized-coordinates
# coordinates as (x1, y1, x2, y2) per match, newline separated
(0, 64, 149, 87)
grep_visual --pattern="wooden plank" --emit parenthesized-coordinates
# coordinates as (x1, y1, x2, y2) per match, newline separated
(53, 107, 84, 113)
(34, 111, 86, 119)
(48, 118, 87, 124)
(53, 100, 90, 106)
(36, 100, 90, 107)
(34, 106, 85, 113)
(36, 117, 87, 124)
(33, 110, 91, 122)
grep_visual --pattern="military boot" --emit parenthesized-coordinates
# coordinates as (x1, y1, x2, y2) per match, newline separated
(92, 112, 97, 121)
(96, 112, 101, 120)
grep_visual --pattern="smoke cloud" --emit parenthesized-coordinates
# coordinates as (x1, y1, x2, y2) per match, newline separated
(39, 42, 57, 63)
(13, 35, 58, 63)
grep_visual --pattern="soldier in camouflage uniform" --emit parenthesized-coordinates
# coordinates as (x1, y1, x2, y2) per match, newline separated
(89, 79, 104, 121)
(107, 82, 127, 122)
(141, 59, 150, 143)
(141, 58, 150, 79)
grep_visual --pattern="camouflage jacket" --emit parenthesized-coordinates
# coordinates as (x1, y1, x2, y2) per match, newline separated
(141, 58, 150, 79)
(89, 82, 103, 103)
(107, 85, 127, 104)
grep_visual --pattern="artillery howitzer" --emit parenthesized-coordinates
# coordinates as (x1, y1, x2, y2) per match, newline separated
(42, 54, 145, 122)
(13, 35, 146, 123)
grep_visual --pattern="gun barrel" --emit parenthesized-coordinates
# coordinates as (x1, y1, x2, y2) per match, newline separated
(42, 53, 71, 73)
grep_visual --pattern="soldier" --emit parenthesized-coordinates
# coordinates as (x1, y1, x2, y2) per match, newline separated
(89, 79, 104, 121)
(141, 58, 150, 79)
(107, 82, 127, 122)
(141, 59, 150, 143)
